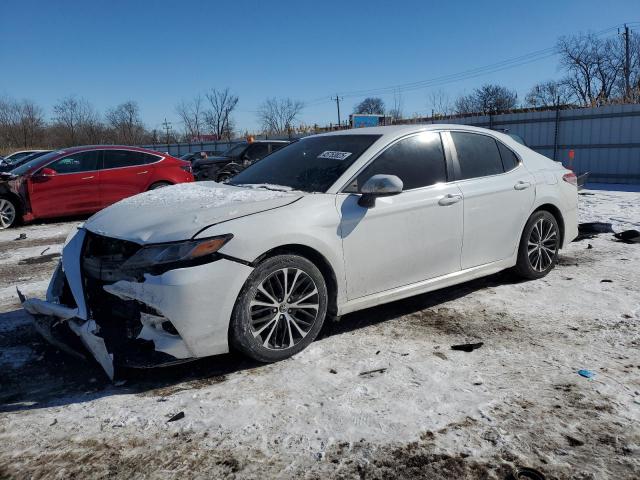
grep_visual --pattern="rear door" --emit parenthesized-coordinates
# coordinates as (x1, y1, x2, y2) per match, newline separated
(29, 150, 101, 217)
(99, 150, 161, 207)
(448, 131, 535, 269)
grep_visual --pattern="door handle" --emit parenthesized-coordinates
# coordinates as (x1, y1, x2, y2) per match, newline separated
(137, 170, 149, 175)
(81, 176, 95, 180)
(514, 181, 532, 190)
(438, 193, 462, 206)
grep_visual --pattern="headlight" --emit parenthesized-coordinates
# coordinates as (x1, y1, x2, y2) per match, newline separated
(121, 234, 233, 274)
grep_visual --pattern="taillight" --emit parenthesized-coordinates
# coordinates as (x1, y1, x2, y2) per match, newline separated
(563, 172, 577, 186)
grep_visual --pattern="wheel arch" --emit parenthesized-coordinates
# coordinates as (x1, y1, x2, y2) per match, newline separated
(253, 243, 339, 317)
(147, 180, 173, 191)
(0, 191, 25, 217)
(532, 203, 565, 247)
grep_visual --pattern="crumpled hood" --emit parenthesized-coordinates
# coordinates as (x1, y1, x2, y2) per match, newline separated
(84, 182, 302, 244)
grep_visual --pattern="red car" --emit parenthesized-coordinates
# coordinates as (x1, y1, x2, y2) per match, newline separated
(0, 146, 193, 229)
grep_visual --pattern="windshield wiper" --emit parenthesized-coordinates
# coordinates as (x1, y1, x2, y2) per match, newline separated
(233, 183, 293, 192)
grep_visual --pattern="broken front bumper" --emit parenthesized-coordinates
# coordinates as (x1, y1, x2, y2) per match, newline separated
(20, 228, 254, 379)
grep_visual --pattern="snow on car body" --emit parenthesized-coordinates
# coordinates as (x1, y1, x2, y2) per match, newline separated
(21, 125, 578, 378)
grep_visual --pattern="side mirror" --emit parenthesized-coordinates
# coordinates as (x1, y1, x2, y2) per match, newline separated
(38, 167, 57, 178)
(358, 174, 403, 208)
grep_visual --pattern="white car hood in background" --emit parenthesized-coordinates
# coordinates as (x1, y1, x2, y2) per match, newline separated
(84, 182, 302, 244)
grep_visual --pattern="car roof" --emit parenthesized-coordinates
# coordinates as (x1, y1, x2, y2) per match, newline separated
(312, 124, 512, 142)
(252, 139, 290, 144)
(53, 145, 167, 155)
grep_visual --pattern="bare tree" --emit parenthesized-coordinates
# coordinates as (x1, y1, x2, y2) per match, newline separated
(106, 101, 145, 144)
(353, 97, 385, 115)
(427, 89, 452, 117)
(455, 84, 518, 114)
(175, 94, 205, 140)
(557, 33, 624, 106)
(525, 80, 574, 108)
(52, 96, 102, 146)
(204, 88, 239, 140)
(0, 97, 45, 148)
(257, 97, 304, 134)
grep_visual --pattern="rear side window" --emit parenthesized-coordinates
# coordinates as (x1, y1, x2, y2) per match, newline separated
(451, 132, 503, 180)
(497, 142, 520, 171)
(348, 132, 446, 191)
(270, 143, 286, 153)
(103, 150, 159, 169)
(48, 151, 99, 174)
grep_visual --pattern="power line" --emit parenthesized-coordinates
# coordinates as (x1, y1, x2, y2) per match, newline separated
(304, 22, 640, 105)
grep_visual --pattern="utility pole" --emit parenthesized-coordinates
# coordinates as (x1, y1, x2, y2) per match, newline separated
(332, 95, 342, 128)
(621, 24, 631, 99)
(161, 118, 172, 144)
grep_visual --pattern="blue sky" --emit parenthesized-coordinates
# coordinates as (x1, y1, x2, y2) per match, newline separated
(1, 0, 639, 133)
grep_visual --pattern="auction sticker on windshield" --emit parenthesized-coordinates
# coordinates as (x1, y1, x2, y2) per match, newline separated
(318, 151, 352, 161)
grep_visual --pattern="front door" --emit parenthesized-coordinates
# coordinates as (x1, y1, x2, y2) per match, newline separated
(338, 131, 464, 300)
(29, 150, 101, 218)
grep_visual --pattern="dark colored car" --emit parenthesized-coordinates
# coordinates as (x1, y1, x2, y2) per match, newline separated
(0, 145, 193, 229)
(192, 140, 290, 182)
(0, 150, 53, 173)
(179, 151, 220, 163)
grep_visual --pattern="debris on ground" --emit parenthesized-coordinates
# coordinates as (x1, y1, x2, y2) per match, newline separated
(40, 247, 50, 255)
(358, 368, 387, 377)
(614, 229, 640, 244)
(15, 233, 27, 240)
(578, 369, 595, 379)
(510, 466, 546, 480)
(600, 279, 613, 283)
(167, 411, 185, 422)
(451, 342, 484, 352)
(575, 222, 613, 241)
(329, 368, 337, 374)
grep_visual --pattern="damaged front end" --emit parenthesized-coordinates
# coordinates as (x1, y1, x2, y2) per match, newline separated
(20, 229, 199, 379)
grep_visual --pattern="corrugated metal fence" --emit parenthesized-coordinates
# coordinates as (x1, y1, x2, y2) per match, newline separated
(143, 104, 640, 184)
(423, 104, 640, 184)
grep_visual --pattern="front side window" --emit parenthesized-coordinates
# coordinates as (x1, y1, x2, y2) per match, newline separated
(230, 135, 381, 193)
(103, 150, 158, 169)
(346, 132, 447, 192)
(48, 151, 99, 174)
(451, 132, 504, 180)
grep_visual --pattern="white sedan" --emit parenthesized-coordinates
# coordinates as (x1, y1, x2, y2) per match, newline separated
(22, 125, 578, 378)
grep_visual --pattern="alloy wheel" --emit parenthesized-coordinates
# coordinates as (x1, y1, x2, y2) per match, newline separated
(249, 268, 320, 350)
(0, 199, 16, 229)
(527, 217, 558, 272)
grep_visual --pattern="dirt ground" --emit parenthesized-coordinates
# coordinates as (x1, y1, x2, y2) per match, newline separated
(0, 189, 639, 479)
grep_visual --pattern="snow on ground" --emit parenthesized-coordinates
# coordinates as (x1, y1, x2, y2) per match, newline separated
(0, 189, 639, 479)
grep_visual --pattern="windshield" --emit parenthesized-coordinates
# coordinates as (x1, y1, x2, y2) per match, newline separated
(222, 143, 248, 157)
(10, 151, 61, 176)
(229, 135, 381, 193)
(179, 153, 193, 160)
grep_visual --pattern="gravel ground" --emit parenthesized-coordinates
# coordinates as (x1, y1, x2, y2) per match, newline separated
(0, 188, 639, 479)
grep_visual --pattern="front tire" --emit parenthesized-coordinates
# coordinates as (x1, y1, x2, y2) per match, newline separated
(0, 197, 18, 229)
(514, 211, 560, 279)
(230, 255, 328, 362)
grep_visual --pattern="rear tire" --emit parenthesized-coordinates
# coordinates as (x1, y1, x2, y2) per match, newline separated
(216, 172, 233, 183)
(514, 211, 560, 280)
(148, 181, 171, 190)
(230, 254, 328, 362)
(0, 197, 18, 229)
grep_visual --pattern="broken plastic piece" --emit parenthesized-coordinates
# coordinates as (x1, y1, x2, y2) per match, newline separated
(578, 369, 595, 379)
(451, 342, 484, 352)
(167, 411, 185, 422)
